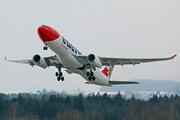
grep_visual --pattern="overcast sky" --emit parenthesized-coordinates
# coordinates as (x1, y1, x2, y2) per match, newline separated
(0, 1, 179, 93)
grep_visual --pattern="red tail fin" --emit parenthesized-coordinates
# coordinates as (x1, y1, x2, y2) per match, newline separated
(102, 65, 114, 80)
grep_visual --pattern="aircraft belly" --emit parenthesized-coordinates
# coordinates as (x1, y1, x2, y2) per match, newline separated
(60, 54, 83, 74)
(82, 70, 109, 86)
(47, 38, 82, 73)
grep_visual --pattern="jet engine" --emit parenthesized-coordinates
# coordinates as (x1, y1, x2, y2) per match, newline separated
(33, 54, 48, 69)
(87, 54, 102, 68)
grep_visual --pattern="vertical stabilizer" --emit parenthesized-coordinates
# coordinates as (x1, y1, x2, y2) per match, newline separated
(102, 65, 114, 80)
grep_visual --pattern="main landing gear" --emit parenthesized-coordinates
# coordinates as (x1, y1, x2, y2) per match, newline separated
(55, 64, 64, 81)
(87, 70, 95, 81)
(55, 71, 64, 81)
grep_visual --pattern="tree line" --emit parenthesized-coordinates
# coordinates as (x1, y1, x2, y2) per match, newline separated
(0, 92, 180, 120)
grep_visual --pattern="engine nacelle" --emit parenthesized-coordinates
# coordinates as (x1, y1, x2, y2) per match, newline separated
(33, 54, 48, 69)
(87, 54, 102, 68)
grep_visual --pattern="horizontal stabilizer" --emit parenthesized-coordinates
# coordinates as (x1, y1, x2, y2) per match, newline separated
(85, 82, 93, 84)
(109, 81, 139, 85)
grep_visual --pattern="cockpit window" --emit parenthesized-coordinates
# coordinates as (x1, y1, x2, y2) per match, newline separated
(41, 25, 48, 29)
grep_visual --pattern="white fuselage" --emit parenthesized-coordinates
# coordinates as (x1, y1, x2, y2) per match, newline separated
(47, 36, 110, 86)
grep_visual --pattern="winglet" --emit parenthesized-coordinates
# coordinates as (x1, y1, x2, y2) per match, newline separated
(170, 54, 177, 59)
(5, 57, 7, 60)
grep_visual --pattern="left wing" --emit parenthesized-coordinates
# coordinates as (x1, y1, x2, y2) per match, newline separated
(74, 54, 177, 66)
(5, 55, 63, 67)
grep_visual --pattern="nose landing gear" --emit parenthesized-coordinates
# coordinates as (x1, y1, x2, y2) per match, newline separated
(43, 46, 48, 50)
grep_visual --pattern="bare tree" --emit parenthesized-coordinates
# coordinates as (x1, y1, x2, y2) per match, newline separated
(11, 100, 18, 120)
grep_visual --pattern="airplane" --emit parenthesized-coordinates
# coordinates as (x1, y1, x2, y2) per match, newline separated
(5, 25, 177, 86)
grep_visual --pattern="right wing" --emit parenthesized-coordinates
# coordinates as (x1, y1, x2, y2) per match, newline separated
(5, 55, 64, 67)
(74, 54, 177, 66)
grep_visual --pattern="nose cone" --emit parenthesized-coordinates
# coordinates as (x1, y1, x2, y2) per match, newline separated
(37, 25, 60, 42)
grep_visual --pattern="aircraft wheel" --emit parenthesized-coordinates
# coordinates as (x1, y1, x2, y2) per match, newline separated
(90, 72, 94, 76)
(61, 77, 64, 81)
(87, 72, 89, 76)
(57, 77, 61, 81)
(55, 72, 59, 76)
(43, 46, 48, 50)
(88, 76, 91, 81)
(92, 76, 95, 81)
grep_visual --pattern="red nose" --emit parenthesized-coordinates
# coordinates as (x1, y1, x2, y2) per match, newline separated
(37, 25, 60, 42)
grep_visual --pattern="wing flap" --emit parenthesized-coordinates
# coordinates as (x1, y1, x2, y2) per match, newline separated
(109, 81, 139, 85)
(100, 56, 172, 66)
(44, 55, 62, 66)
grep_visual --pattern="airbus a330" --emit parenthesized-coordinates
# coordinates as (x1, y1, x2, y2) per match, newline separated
(5, 25, 177, 86)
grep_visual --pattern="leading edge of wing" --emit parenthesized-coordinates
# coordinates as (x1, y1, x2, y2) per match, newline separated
(73, 54, 177, 67)
(100, 54, 177, 62)
(5, 56, 35, 67)
(5, 56, 32, 64)
(109, 81, 139, 85)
